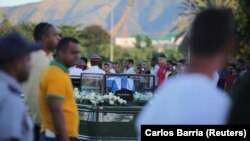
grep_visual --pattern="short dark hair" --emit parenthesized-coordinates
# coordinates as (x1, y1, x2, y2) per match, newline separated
(104, 63, 109, 66)
(159, 54, 166, 58)
(81, 57, 88, 65)
(33, 22, 52, 42)
(56, 37, 79, 53)
(126, 59, 134, 64)
(189, 8, 235, 56)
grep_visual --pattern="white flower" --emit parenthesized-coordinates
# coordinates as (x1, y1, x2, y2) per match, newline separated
(90, 99, 98, 106)
(109, 100, 115, 105)
(103, 95, 109, 100)
(123, 100, 127, 104)
(100, 99, 104, 103)
(108, 92, 114, 97)
(118, 99, 123, 104)
(112, 96, 118, 101)
(108, 95, 113, 100)
(97, 96, 102, 102)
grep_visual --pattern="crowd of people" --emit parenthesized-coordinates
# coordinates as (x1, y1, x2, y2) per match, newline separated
(0, 7, 250, 141)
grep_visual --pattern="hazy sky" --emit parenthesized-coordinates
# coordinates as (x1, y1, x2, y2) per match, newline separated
(0, 0, 42, 7)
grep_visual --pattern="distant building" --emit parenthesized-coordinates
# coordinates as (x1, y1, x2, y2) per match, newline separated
(114, 34, 179, 49)
(115, 37, 136, 48)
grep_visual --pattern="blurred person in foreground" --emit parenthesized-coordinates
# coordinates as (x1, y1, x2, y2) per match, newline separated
(39, 37, 80, 141)
(0, 33, 42, 141)
(228, 72, 250, 124)
(136, 8, 236, 133)
(23, 22, 59, 141)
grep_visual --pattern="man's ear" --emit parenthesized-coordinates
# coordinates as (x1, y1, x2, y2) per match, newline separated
(41, 34, 47, 42)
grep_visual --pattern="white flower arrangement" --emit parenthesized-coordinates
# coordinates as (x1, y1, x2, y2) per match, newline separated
(74, 88, 127, 106)
(133, 91, 153, 102)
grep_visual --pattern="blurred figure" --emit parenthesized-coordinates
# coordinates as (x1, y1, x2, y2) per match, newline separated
(23, 22, 59, 141)
(82, 55, 105, 74)
(102, 63, 110, 73)
(107, 61, 116, 73)
(0, 33, 42, 141)
(69, 58, 87, 77)
(176, 59, 185, 74)
(136, 8, 236, 132)
(228, 72, 250, 124)
(136, 61, 143, 74)
(113, 62, 121, 73)
(142, 61, 150, 74)
(39, 37, 80, 141)
(224, 64, 238, 93)
(124, 59, 136, 74)
(150, 57, 160, 88)
(157, 54, 169, 86)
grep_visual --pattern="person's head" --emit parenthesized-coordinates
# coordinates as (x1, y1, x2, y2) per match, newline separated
(125, 59, 134, 69)
(236, 59, 245, 70)
(150, 57, 158, 67)
(113, 63, 120, 73)
(0, 33, 42, 82)
(90, 55, 101, 67)
(136, 61, 142, 70)
(107, 61, 113, 69)
(142, 61, 148, 69)
(56, 37, 81, 68)
(76, 58, 87, 70)
(33, 22, 59, 51)
(102, 63, 110, 73)
(159, 54, 167, 66)
(189, 8, 236, 71)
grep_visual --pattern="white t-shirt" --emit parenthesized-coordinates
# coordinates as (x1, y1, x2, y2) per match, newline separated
(82, 66, 105, 74)
(136, 73, 231, 133)
(110, 68, 116, 74)
(69, 66, 83, 78)
(150, 65, 160, 87)
(124, 67, 136, 74)
(212, 71, 220, 86)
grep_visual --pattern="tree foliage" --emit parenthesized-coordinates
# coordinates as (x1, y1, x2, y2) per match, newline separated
(0, 15, 184, 66)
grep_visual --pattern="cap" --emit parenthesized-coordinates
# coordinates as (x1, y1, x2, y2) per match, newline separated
(0, 32, 42, 63)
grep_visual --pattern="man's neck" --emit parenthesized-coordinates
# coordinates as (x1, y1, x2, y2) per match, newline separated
(42, 45, 52, 55)
(55, 58, 69, 68)
(186, 58, 216, 80)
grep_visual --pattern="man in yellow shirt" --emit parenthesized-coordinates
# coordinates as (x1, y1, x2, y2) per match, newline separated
(23, 22, 59, 141)
(39, 37, 81, 141)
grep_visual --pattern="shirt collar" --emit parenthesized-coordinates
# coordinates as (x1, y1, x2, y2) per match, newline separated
(50, 60, 69, 72)
(0, 70, 22, 94)
(91, 66, 100, 69)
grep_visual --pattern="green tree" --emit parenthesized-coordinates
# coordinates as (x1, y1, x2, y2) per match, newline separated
(0, 14, 13, 35)
(173, 0, 237, 54)
(135, 34, 142, 48)
(235, 0, 250, 59)
(13, 22, 35, 41)
(81, 25, 110, 54)
(144, 35, 152, 48)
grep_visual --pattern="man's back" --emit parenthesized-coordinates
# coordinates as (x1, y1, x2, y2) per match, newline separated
(137, 73, 231, 127)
